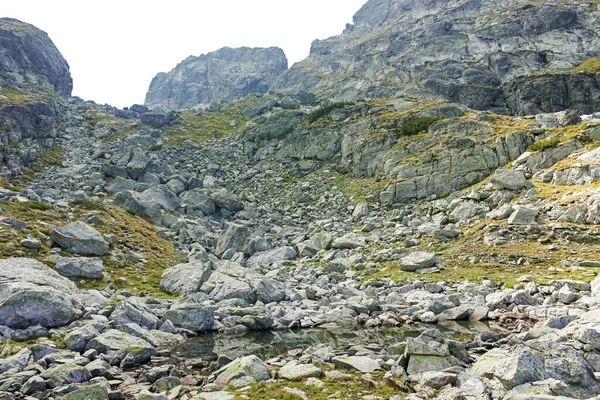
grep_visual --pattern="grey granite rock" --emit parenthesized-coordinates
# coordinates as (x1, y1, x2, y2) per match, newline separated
(145, 47, 288, 110)
(51, 221, 109, 256)
(0, 258, 82, 328)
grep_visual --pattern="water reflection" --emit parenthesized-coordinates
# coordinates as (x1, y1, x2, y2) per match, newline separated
(171, 321, 493, 361)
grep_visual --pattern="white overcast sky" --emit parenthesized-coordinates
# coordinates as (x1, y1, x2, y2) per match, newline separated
(1, 1, 367, 108)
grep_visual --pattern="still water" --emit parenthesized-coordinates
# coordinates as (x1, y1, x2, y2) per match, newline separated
(170, 321, 494, 361)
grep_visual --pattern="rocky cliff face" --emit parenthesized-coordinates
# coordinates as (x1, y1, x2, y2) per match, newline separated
(0, 18, 72, 96)
(145, 47, 288, 110)
(0, 18, 72, 177)
(272, 0, 600, 115)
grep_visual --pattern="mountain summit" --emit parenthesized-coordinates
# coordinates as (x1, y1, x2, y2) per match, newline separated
(144, 46, 288, 110)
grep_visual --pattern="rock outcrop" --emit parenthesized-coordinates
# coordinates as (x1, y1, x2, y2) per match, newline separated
(272, 0, 600, 115)
(0, 18, 72, 177)
(145, 46, 288, 110)
(0, 18, 72, 96)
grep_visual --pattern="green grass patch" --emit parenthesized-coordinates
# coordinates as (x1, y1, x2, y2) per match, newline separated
(572, 56, 600, 74)
(332, 172, 390, 203)
(69, 199, 106, 212)
(365, 219, 598, 287)
(7, 146, 66, 190)
(76, 206, 183, 298)
(282, 175, 297, 184)
(235, 369, 402, 400)
(528, 137, 561, 152)
(160, 97, 258, 147)
(308, 102, 354, 123)
(0, 203, 62, 260)
(395, 116, 442, 137)
(0, 177, 20, 190)
(0, 200, 51, 212)
(0, 88, 43, 105)
(0, 199, 183, 298)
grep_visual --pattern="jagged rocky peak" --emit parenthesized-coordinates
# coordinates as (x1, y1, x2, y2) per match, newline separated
(144, 46, 288, 110)
(273, 0, 600, 115)
(0, 18, 72, 97)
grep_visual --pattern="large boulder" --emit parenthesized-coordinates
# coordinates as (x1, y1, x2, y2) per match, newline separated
(242, 98, 278, 118)
(126, 148, 151, 180)
(491, 168, 529, 191)
(592, 274, 600, 298)
(180, 190, 216, 216)
(160, 261, 213, 295)
(140, 111, 179, 128)
(85, 329, 156, 364)
(404, 334, 460, 375)
(110, 297, 160, 330)
(399, 251, 438, 272)
(211, 189, 243, 212)
(62, 383, 110, 400)
(332, 233, 367, 249)
(508, 208, 538, 225)
(472, 341, 600, 397)
(40, 363, 91, 389)
(0, 258, 83, 328)
(141, 185, 179, 212)
(278, 361, 322, 380)
(54, 256, 104, 279)
(113, 190, 163, 224)
(333, 356, 383, 373)
(163, 303, 214, 333)
(201, 271, 256, 304)
(51, 221, 109, 256)
(246, 247, 297, 269)
(105, 176, 137, 193)
(63, 324, 100, 352)
(214, 355, 270, 386)
(215, 224, 251, 257)
(254, 278, 286, 304)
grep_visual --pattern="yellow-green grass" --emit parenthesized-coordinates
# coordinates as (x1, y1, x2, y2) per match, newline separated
(331, 172, 390, 203)
(0, 87, 55, 105)
(365, 219, 599, 287)
(234, 368, 401, 400)
(75, 206, 183, 298)
(0, 199, 182, 298)
(161, 96, 263, 147)
(572, 56, 600, 74)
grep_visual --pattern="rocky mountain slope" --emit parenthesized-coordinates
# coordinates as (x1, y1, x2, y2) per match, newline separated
(2, 2, 600, 400)
(273, 0, 600, 115)
(145, 47, 288, 110)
